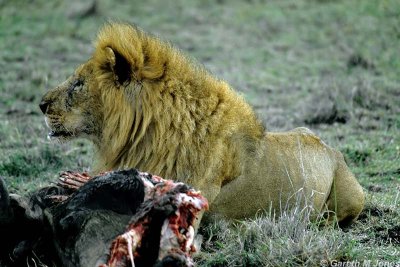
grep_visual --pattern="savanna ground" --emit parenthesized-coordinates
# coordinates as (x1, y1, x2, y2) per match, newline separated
(0, 0, 399, 266)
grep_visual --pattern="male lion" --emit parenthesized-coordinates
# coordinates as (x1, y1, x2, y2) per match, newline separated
(39, 23, 364, 226)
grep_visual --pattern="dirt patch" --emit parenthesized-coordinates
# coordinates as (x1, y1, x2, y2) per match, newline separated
(356, 205, 393, 222)
(300, 78, 397, 128)
(356, 205, 399, 246)
(347, 54, 376, 70)
(387, 226, 400, 245)
(303, 97, 348, 125)
(366, 184, 387, 193)
(301, 83, 350, 126)
(374, 225, 400, 245)
(342, 147, 371, 165)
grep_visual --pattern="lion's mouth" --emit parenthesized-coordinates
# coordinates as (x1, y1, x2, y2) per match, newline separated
(45, 117, 75, 139)
(48, 130, 74, 138)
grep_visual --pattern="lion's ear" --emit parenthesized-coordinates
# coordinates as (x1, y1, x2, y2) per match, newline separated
(104, 47, 131, 85)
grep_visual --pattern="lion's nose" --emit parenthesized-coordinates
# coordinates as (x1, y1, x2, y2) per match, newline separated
(39, 100, 50, 114)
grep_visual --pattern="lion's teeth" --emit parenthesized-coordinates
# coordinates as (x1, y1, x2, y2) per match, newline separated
(48, 131, 55, 140)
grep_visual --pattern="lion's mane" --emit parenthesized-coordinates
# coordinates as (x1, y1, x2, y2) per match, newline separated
(92, 23, 263, 190)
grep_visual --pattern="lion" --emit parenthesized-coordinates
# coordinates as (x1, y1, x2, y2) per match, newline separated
(39, 23, 364, 226)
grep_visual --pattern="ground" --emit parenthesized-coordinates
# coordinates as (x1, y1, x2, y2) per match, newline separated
(0, 0, 399, 266)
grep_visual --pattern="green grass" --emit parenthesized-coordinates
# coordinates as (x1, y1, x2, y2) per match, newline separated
(0, 0, 399, 265)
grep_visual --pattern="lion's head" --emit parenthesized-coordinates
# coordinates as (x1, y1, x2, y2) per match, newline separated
(40, 23, 167, 146)
(39, 61, 103, 142)
(39, 23, 221, 174)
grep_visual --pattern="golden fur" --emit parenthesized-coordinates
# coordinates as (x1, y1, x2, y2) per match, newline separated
(40, 23, 364, 226)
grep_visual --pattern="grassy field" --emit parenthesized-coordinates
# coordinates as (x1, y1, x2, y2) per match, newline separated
(1, 0, 399, 266)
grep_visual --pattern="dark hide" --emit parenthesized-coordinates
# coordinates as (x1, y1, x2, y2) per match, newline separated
(0, 169, 146, 267)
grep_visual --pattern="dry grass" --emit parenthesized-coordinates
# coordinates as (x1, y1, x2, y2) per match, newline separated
(197, 205, 351, 267)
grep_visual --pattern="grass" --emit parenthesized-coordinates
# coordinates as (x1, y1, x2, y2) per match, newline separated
(0, 0, 399, 265)
(197, 201, 354, 267)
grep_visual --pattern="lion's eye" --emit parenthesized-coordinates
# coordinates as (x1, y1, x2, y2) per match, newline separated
(73, 79, 84, 88)
(69, 79, 84, 92)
